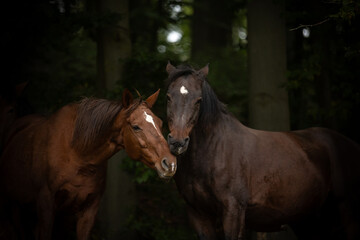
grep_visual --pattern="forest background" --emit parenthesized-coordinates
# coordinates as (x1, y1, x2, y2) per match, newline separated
(1, 0, 360, 239)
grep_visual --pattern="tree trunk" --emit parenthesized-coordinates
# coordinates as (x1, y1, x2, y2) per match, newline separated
(98, 153, 136, 240)
(129, 0, 164, 54)
(248, 0, 290, 132)
(96, 0, 132, 91)
(191, 0, 235, 63)
(248, 0, 295, 238)
(90, 1, 135, 239)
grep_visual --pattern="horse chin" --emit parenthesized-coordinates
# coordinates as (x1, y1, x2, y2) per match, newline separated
(155, 166, 176, 181)
(171, 146, 187, 156)
(159, 174, 173, 182)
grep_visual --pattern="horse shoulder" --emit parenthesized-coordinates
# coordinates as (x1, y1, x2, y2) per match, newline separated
(176, 120, 251, 213)
(46, 104, 108, 206)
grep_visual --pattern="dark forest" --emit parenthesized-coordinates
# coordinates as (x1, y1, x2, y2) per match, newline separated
(1, 0, 359, 239)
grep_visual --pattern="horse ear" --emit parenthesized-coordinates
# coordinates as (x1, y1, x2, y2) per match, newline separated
(166, 61, 176, 74)
(146, 89, 160, 108)
(198, 64, 209, 77)
(122, 89, 133, 109)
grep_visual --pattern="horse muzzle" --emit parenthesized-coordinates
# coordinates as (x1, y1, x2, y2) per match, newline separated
(156, 157, 177, 180)
(167, 134, 190, 156)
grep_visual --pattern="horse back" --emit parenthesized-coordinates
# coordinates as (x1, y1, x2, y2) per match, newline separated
(0, 115, 49, 203)
(2, 114, 45, 149)
(292, 127, 360, 196)
(288, 127, 360, 238)
(285, 127, 360, 203)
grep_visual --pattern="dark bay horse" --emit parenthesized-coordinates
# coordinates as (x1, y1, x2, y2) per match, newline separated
(0, 89, 176, 240)
(165, 63, 360, 240)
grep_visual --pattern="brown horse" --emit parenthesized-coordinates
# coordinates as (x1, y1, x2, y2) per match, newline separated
(165, 62, 360, 240)
(0, 89, 176, 240)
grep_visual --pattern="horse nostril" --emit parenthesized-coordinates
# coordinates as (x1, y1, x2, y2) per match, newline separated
(161, 158, 170, 171)
(167, 134, 173, 142)
(184, 137, 190, 143)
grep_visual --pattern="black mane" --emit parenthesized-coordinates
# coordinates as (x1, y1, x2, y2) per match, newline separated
(166, 64, 196, 87)
(167, 64, 227, 131)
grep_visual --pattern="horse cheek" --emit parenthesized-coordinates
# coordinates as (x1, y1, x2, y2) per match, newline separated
(123, 132, 141, 160)
(138, 137, 147, 148)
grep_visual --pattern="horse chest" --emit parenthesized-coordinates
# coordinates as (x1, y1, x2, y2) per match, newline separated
(176, 164, 217, 212)
(56, 166, 105, 210)
(180, 180, 216, 212)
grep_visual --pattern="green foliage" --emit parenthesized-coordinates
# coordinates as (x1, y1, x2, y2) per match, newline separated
(197, 47, 248, 122)
(121, 156, 159, 184)
(329, 0, 360, 23)
(121, 155, 197, 240)
(26, 30, 97, 113)
(286, 0, 360, 139)
(124, 181, 197, 240)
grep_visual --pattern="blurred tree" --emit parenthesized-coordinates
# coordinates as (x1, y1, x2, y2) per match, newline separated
(88, 0, 132, 91)
(85, 1, 138, 239)
(191, 0, 244, 63)
(130, 0, 169, 54)
(188, 0, 248, 121)
(248, 0, 290, 132)
(108, 1, 197, 240)
(247, 1, 295, 239)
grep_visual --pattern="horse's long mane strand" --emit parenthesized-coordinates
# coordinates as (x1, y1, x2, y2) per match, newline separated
(71, 98, 123, 152)
(198, 81, 227, 131)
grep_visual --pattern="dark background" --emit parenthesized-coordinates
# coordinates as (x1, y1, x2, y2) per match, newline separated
(1, 0, 359, 239)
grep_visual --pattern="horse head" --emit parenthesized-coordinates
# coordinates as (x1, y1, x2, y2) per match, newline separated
(165, 62, 209, 155)
(119, 89, 177, 179)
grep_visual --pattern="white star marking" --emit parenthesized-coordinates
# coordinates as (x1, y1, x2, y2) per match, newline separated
(180, 85, 189, 95)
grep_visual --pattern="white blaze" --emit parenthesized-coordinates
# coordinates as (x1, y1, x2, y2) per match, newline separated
(144, 111, 157, 130)
(144, 111, 162, 136)
(180, 85, 189, 95)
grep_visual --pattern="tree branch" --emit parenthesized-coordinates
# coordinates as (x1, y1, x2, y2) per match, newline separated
(289, 18, 330, 31)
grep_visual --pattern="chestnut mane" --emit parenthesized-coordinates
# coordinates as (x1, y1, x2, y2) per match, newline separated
(71, 97, 141, 152)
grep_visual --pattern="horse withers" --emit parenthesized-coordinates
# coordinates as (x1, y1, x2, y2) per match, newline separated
(165, 62, 360, 240)
(0, 89, 176, 240)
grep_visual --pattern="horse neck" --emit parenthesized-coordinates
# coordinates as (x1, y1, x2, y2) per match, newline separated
(73, 127, 122, 164)
(79, 141, 118, 164)
(53, 105, 116, 165)
(175, 112, 251, 188)
(193, 110, 240, 140)
(187, 111, 249, 162)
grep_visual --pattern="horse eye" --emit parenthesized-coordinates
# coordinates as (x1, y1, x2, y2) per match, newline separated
(132, 125, 142, 131)
(195, 98, 202, 105)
